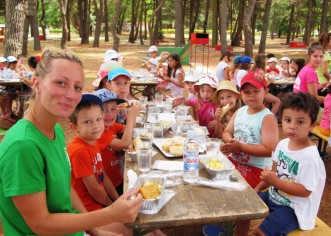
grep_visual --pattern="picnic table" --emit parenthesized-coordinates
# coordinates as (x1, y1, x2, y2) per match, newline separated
(0, 79, 24, 95)
(123, 130, 269, 235)
(130, 79, 158, 99)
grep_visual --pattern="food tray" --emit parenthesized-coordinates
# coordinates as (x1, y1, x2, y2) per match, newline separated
(133, 175, 167, 213)
(200, 154, 235, 180)
(153, 138, 184, 158)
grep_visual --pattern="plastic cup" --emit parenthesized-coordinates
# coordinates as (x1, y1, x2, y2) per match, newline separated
(153, 122, 164, 138)
(171, 122, 182, 137)
(137, 146, 153, 172)
(205, 138, 221, 155)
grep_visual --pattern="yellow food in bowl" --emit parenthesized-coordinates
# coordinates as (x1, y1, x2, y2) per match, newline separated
(206, 158, 225, 170)
(140, 182, 162, 200)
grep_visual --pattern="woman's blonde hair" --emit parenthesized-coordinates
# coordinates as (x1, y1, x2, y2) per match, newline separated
(25, 49, 83, 115)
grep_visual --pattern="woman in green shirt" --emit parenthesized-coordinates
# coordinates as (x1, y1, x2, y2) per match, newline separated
(0, 49, 142, 236)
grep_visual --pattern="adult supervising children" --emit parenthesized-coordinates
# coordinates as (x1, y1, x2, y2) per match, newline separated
(0, 49, 142, 236)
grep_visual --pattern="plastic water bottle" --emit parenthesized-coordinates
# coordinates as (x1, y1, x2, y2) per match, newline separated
(183, 131, 199, 183)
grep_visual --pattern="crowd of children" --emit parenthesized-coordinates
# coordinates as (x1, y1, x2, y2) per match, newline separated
(0, 43, 329, 236)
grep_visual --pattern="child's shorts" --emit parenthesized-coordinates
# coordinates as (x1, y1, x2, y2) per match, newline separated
(259, 191, 299, 236)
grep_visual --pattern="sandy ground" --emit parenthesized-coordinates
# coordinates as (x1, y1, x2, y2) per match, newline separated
(0, 35, 330, 235)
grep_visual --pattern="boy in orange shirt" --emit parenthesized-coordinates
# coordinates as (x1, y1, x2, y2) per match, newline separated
(67, 94, 119, 212)
(94, 88, 140, 195)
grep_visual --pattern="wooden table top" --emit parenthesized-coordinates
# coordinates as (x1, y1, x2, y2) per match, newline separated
(0, 79, 23, 86)
(131, 80, 158, 85)
(270, 77, 295, 85)
(123, 135, 269, 229)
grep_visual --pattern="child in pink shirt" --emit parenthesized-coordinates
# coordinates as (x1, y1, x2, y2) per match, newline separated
(174, 74, 218, 136)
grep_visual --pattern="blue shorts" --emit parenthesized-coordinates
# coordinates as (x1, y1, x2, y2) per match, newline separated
(259, 191, 299, 236)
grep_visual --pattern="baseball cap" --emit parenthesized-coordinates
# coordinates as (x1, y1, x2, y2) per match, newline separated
(233, 55, 243, 64)
(280, 56, 290, 63)
(267, 57, 278, 63)
(213, 80, 239, 104)
(240, 72, 267, 90)
(35, 55, 41, 62)
(92, 61, 122, 87)
(7, 56, 18, 63)
(240, 56, 252, 63)
(93, 88, 126, 104)
(80, 93, 103, 108)
(103, 50, 124, 63)
(107, 67, 132, 81)
(148, 45, 158, 52)
(0, 57, 6, 63)
(194, 74, 218, 92)
(184, 70, 200, 83)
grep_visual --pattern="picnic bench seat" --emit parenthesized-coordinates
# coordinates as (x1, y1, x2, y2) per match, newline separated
(310, 125, 329, 160)
(288, 217, 331, 236)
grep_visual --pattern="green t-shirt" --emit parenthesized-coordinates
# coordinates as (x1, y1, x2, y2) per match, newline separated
(0, 120, 83, 236)
(316, 51, 331, 84)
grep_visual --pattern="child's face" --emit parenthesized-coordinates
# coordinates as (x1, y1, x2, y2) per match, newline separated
(281, 108, 313, 142)
(240, 84, 266, 108)
(168, 57, 178, 68)
(290, 61, 298, 72)
(108, 76, 131, 99)
(199, 84, 215, 102)
(185, 81, 195, 93)
(218, 90, 239, 108)
(308, 49, 323, 68)
(267, 62, 276, 68)
(149, 51, 157, 58)
(103, 101, 118, 127)
(72, 105, 104, 144)
(280, 60, 289, 70)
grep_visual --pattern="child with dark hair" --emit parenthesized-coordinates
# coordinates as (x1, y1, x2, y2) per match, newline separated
(162, 53, 184, 97)
(290, 58, 306, 77)
(252, 92, 326, 236)
(216, 50, 234, 82)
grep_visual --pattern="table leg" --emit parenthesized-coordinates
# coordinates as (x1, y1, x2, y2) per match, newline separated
(225, 221, 234, 236)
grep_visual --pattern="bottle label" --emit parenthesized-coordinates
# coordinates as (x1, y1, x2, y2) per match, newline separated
(183, 152, 199, 171)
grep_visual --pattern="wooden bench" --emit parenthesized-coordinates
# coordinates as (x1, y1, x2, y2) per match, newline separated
(288, 217, 331, 236)
(310, 125, 329, 160)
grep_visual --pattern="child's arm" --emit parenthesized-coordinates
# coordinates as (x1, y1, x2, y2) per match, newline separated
(103, 172, 120, 201)
(82, 175, 113, 206)
(224, 66, 231, 80)
(209, 108, 225, 139)
(261, 167, 311, 197)
(222, 114, 278, 157)
(172, 96, 190, 107)
(109, 103, 140, 150)
(254, 161, 277, 193)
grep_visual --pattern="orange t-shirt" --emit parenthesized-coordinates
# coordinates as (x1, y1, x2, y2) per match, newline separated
(67, 136, 104, 212)
(98, 123, 125, 187)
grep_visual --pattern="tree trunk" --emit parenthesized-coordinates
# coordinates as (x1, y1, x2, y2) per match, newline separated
(180, 0, 186, 45)
(174, 0, 184, 46)
(211, 0, 218, 47)
(303, 0, 315, 45)
(148, 0, 165, 46)
(220, 0, 227, 53)
(4, 0, 25, 57)
(250, 4, 256, 45)
(129, 0, 138, 43)
(110, 0, 123, 51)
(258, 0, 272, 54)
(32, 13, 41, 50)
(79, 0, 89, 44)
(40, 0, 47, 40)
(320, 0, 328, 34)
(286, 3, 295, 45)
(231, 0, 244, 46)
(153, 0, 161, 44)
(66, 0, 71, 41)
(22, 16, 30, 56)
(92, 0, 103, 47)
(139, 0, 144, 45)
(243, 0, 256, 57)
(188, 0, 200, 40)
(104, 0, 109, 42)
(202, 0, 210, 33)
(271, 8, 275, 40)
(59, 0, 68, 49)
